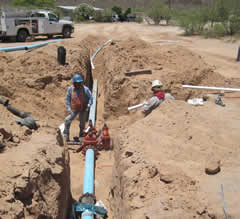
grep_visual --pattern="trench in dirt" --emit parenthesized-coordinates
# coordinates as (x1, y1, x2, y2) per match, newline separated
(67, 62, 115, 219)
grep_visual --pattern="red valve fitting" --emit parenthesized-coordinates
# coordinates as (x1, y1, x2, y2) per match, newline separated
(99, 124, 113, 150)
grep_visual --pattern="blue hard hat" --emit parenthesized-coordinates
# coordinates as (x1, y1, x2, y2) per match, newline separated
(72, 73, 83, 83)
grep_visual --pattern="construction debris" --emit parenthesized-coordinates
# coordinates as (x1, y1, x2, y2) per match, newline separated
(215, 95, 225, 107)
(0, 97, 38, 130)
(182, 84, 240, 92)
(187, 98, 204, 105)
(0, 128, 13, 141)
(125, 69, 152, 76)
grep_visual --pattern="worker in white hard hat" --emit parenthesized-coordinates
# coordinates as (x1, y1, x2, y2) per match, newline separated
(141, 80, 174, 115)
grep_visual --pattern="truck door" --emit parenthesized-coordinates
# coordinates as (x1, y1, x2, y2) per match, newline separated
(46, 13, 62, 34)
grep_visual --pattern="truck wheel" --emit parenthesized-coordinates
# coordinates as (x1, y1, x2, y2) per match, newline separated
(17, 29, 28, 42)
(47, 35, 53, 39)
(62, 27, 71, 38)
(1, 37, 9, 42)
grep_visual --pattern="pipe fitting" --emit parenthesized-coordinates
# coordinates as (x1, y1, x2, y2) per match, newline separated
(79, 193, 96, 205)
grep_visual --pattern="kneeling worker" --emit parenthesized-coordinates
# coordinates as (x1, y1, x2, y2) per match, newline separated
(141, 80, 174, 115)
(63, 73, 93, 141)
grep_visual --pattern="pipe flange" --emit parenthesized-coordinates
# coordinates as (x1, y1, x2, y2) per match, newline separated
(79, 192, 96, 205)
(82, 145, 98, 156)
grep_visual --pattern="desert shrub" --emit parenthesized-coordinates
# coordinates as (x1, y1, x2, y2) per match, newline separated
(103, 8, 113, 22)
(136, 16, 143, 23)
(177, 8, 207, 35)
(73, 3, 95, 22)
(93, 11, 104, 22)
(228, 14, 240, 35)
(203, 23, 226, 38)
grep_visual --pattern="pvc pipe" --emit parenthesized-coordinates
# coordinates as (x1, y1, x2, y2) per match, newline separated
(83, 149, 95, 194)
(91, 40, 112, 69)
(88, 80, 98, 126)
(0, 40, 61, 52)
(182, 85, 240, 92)
(82, 80, 98, 219)
(128, 103, 144, 111)
(82, 148, 95, 219)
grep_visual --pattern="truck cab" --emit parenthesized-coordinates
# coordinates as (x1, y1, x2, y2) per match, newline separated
(0, 10, 74, 42)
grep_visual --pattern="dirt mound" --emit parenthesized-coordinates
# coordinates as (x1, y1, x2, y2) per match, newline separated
(92, 37, 240, 120)
(0, 42, 91, 122)
(0, 131, 71, 218)
(110, 99, 240, 218)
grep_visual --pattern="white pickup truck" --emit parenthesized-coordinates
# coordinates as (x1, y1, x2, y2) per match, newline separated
(0, 10, 74, 42)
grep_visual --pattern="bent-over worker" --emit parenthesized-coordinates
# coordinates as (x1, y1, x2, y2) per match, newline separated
(141, 80, 174, 115)
(63, 73, 93, 141)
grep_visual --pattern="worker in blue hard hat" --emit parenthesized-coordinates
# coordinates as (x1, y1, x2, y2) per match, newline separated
(63, 73, 93, 141)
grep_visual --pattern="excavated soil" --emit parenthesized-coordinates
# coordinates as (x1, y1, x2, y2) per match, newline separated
(1, 23, 240, 218)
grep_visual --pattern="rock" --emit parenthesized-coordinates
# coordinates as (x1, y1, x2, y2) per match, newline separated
(125, 151, 134, 158)
(148, 166, 158, 178)
(208, 212, 216, 219)
(196, 207, 206, 215)
(160, 173, 174, 184)
(13, 136, 20, 144)
(0, 140, 5, 150)
(56, 129, 64, 146)
(205, 160, 221, 175)
(0, 128, 13, 141)
(24, 129, 32, 136)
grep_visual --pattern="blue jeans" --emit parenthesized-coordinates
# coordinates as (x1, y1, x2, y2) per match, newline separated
(63, 111, 88, 138)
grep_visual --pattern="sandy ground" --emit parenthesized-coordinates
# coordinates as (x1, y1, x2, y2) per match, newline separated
(1, 22, 240, 218)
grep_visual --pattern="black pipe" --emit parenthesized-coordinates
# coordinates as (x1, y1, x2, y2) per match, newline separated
(57, 46, 66, 65)
(0, 97, 9, 106)
(7, 105, 31, 118)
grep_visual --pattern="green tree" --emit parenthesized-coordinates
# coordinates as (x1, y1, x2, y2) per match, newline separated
(147, 0, 169, 25)
(73, 3, 95, 22)
(112, 6, 122, 16)
(112, 6, 132, 22)
(103, 8, 113, 22)
(11, 0, 55, 8)
(228, 14, 240, 35)
(177, 8, 207, 35)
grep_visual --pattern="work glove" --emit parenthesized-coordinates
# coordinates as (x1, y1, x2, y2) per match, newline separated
(85, 104, 91, 112)
(67, 107, 73, 114)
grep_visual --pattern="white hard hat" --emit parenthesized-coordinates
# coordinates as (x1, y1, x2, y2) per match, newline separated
(152, 80, 163, 88)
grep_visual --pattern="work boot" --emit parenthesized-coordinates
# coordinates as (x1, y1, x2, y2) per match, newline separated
(64, 135, 70, 142)
(79, 129, 84, 138)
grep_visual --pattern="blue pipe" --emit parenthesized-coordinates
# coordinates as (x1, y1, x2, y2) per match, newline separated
(83, 149, 95, 194)
(88, 80, 98, 126)
(90, 40, 112, 69)
(82, 148, 95, 219)
(0, 39, 61, 52)
(82, 80, 98, 219)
